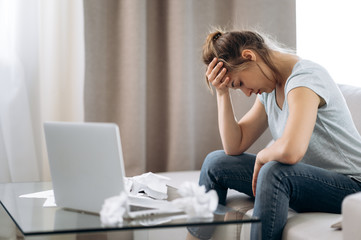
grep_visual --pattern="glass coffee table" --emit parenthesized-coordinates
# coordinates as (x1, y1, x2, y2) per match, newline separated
(0, 182, 260, 240)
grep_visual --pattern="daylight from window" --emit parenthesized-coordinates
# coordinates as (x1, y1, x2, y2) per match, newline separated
(296, 0, 361, 87)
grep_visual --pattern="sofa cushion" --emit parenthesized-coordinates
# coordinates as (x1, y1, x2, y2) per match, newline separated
(239, 209, 342, 240)
(338, 84, 361, 134)
(342, 192, 361, 240)
(226, 190, 254, 213)
(159, 170, 200, 189)
(282, 213, 342, 240)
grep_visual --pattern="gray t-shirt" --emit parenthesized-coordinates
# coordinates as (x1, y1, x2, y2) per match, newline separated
(259, 59, 361, 181)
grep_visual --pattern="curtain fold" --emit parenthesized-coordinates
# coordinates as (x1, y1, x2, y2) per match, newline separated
(39, 0, 85, 181)
(0, 0, 41, 182)
(83, 0, 296, 176)
(0, 0, 84, 182)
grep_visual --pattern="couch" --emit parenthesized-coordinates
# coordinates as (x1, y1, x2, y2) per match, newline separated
(157, 84, 361, 240)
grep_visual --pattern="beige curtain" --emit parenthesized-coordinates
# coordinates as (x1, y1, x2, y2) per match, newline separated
(83, 0, 296, 176)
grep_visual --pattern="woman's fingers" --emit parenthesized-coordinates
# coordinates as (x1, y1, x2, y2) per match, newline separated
(213, 67, 227, 85)
(206, 58, 218, 77)
(206, 58, 231, 94)
(209, 63, 224, 83)
(206, 59, 225, 82)
(221, 77, 231, 87)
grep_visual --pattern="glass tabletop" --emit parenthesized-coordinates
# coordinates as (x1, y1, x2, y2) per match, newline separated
(0, 182, 259, 236)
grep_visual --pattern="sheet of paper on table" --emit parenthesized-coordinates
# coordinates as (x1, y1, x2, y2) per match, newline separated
(19, 190, 56, 207)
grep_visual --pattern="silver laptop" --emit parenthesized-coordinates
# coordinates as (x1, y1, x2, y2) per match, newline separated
(44, 121, 181, 218)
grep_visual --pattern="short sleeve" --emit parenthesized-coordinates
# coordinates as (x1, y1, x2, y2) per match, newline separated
(285, 69, 331, 106)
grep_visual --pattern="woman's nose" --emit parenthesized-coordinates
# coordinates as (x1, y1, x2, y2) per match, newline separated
(241, 86, 253, 97)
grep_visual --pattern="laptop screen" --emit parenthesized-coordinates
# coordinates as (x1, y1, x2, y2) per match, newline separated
(44, 122, 127, 213)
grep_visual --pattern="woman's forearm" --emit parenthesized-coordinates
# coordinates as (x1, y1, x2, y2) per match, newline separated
(216, 92, 243, 155)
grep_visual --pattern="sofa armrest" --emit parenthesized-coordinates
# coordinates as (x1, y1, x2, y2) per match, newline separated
(342, 192, 361, 240)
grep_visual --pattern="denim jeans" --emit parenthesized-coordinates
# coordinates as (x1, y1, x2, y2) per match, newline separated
(194, 150, 361, 240)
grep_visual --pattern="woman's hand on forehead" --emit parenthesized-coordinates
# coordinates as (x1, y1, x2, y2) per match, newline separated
(206, 58, 231, 95)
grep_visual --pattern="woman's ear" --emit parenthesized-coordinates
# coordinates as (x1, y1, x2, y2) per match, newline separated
(241, 49, 256, 61)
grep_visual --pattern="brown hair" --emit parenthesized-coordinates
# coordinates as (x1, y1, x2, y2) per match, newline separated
(202, 29, 285, 90)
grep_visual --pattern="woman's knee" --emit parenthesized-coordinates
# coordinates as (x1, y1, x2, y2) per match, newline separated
(257, 161, 286, 187)
(202, 150, 228, 171)
(201, 150, 256, 182)
(200, 151, 256, 197)
(256, 161, 300, 195)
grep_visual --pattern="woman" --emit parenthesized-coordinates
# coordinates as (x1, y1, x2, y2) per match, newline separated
(193, 29, 361, 240)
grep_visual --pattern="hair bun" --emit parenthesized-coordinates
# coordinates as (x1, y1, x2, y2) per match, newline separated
(213, 32, 222, 41)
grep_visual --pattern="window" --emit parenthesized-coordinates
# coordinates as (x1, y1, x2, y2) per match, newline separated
(296, 0, 361, 87)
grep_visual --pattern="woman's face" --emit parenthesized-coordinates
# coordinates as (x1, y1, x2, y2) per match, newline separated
(228, 62, 277, 96)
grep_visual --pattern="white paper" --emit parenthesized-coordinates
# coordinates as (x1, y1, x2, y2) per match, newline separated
(172, 182, 218, 218)
(127, 172, 170, 200)
(19, 190, 56, 207)
(19, 190, 54, 199)
(43, 197, 56, 207)
(100, 192, 128, 226)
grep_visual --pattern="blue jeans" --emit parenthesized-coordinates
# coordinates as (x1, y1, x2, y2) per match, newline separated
(195, 150, 361, 240)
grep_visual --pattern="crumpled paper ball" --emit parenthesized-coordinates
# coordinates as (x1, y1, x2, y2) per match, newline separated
(127, 172, 170, 200)
(100, 192, 128, 226)
(172, 182, 218, 218)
